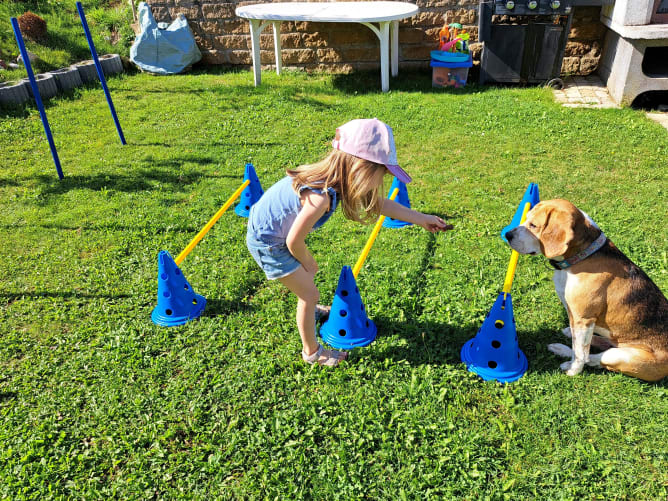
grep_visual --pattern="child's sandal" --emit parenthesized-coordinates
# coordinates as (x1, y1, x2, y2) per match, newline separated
(314, 304, 331, 323)
(302, 344, 348, 367)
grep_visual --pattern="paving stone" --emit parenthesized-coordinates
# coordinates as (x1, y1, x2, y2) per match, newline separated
(646, 113, 668, 131)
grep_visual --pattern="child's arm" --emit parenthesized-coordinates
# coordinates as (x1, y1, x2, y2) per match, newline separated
(380, 199, 453, 233)
(285, 190, 330, 274)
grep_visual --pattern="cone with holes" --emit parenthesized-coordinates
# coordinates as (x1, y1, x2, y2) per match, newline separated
(382, 177, 413, 229)
(235, 163, 264, 217)
(462, 199, 532, 383)
(320, 266, 376, 349)
(460, 292, 527, 383)
(151, 250, 206, 326)
(501, 183, 539, 242)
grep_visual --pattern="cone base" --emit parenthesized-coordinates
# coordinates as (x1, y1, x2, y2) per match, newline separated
(460, 339, 528, 383)
(151, 294, 207, 327)
(320, 319, 377, 350)
(382, 218, 412, 229)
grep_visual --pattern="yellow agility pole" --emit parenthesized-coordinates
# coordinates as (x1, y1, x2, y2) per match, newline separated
(502, 201, 531, 295)
(175, 179, 250, 266)
(352, 187, 400, 278)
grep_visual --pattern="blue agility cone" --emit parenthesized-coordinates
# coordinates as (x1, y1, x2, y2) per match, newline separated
(383, 177, 413, 229)
(501, 183, 540, 242)
(235, 163, 264, 218)
(320, 266, 377, 349)
(151, 250, 206, 326)
(460, 292, 527, 383)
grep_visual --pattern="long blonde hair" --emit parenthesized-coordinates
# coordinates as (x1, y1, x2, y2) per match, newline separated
(287, 149, 387, 223)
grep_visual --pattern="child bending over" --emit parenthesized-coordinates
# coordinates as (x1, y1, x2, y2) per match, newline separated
(246, 119, 452, 367)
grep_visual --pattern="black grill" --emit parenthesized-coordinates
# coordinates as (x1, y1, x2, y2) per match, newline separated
(478, 0, 575, 87)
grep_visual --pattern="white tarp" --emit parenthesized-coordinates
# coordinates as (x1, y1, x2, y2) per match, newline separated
(130, 2, 201, 75)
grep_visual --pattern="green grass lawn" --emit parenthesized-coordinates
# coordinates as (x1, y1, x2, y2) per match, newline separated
(1, 69, 667, 499)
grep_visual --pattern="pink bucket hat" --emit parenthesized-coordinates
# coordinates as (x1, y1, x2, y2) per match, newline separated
(331, 118, 412, 184)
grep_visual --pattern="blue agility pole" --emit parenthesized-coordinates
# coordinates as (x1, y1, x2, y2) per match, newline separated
(11, 18, 64, 180)
(76, 1, 126, 145)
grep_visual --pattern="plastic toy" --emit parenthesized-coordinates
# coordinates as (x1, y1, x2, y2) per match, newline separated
(439, 22, 468, 52)
(432, 21, 471, 88)
(152, 177, 250, 326)
(430, 50, 470, 63)
(460, 201, 531, 383)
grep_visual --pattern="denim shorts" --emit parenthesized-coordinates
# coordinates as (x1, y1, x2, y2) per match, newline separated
(246, 232, 301, 280)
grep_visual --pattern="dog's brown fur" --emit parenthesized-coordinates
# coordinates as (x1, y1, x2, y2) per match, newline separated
(506, 199, 668, 381)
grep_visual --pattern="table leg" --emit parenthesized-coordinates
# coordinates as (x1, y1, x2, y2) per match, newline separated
(249, 19, 262, 86)
(379, 21, 390, 92)
(272, 21, 282, 75)
(391, 20, 399, 77)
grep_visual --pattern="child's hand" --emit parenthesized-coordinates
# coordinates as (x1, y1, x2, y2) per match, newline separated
(419, 214, 453, 233)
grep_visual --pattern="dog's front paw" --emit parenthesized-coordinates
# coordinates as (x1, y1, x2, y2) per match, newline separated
(561, 359, 584, 376)
(549, 343, 573, 358)
(560, 360, 573, 371)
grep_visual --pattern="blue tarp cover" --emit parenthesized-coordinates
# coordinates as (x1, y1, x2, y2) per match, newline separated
(130, 2, 201, 75)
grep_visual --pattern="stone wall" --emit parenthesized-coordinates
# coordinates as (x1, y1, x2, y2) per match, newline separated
(145, 1, 607, 76)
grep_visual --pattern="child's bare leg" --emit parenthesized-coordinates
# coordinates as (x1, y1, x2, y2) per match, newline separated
(279, 266, 319, 354)
(279, 267, 347, 365)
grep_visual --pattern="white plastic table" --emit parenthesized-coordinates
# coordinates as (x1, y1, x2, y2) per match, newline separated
(235, 2, 419, 92)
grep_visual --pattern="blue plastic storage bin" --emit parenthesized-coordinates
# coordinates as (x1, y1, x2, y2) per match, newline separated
(430, 56, 473, 88)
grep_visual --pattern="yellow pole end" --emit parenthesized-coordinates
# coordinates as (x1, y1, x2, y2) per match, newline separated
(175, 178, 251, 266)
(502, 201, 531, 294)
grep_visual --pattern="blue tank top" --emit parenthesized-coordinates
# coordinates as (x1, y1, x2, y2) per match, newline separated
(247, 176, 338, 245)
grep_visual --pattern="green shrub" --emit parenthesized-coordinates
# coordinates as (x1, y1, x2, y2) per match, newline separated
(17, 11, 47, 41)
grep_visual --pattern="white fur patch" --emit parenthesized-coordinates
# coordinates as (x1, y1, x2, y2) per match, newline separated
(508, 226, 542, 255)
(548, 343, 573, 358)
(553, 271, 568, 309)
(600, 348, 634, 366)
(593, 326, 612, 338)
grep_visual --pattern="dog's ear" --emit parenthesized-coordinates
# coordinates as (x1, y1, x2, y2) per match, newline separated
(539, 208, 575, 259)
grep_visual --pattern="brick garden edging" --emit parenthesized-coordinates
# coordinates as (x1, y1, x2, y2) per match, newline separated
(0, 54, 123, 108)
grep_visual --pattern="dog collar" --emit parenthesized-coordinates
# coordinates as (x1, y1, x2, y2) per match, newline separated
(549, 232, 607, 270)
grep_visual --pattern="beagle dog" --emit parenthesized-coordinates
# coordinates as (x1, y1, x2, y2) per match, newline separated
(505, 199, 668, 382)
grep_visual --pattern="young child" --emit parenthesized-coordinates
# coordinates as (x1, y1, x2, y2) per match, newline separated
(246, 118, 452, 367)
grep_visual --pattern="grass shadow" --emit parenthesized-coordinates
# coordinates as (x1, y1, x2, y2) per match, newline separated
(202, 297, 254, 318)
(29, 164, 238, 199)
(201, 273, 266, 318)
(0, 392, 18, 403)
(1, 291, 131, 302)
(331, 68, 494, 95)
(363, 314, 477, 367)
(363, 316, 668, 383)
(0, 222, 226, 233)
